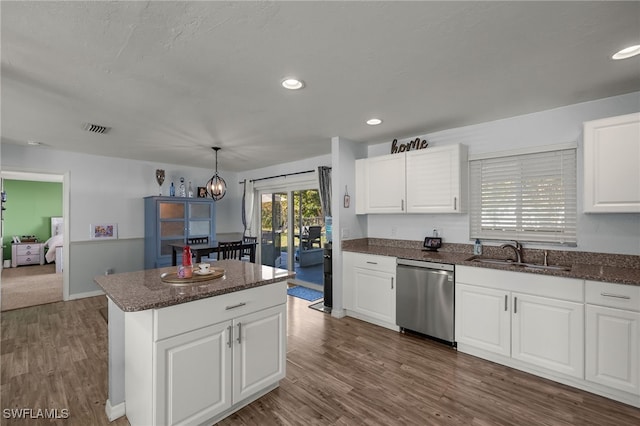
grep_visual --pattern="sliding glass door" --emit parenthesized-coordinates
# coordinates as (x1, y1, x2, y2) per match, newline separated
(260, 192, 286, 268)
(258, 187, 324, 286)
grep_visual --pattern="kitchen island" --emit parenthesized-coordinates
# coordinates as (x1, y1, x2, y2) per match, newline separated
(95, 260, 295, 426)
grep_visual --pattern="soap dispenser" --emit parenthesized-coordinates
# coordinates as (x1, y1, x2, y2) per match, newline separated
(474, 238, 483, 255)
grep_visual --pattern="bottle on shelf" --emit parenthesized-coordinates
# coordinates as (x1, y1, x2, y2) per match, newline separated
(178, 177, 186, 197)
(169, 182, 175, 197)
(188, 181, 194, 198)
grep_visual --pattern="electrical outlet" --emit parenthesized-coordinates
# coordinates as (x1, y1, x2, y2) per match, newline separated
(391, 226, 397, 236)
(105, 268, 114, 275)
(341, 228, 350, 238)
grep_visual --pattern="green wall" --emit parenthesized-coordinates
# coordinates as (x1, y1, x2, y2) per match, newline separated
(3, 180, 63, 261)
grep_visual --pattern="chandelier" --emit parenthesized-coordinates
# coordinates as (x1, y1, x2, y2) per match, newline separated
(206, 147, 227, 201)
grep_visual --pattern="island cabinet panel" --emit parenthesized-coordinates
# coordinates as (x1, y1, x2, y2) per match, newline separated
(155, 322, 232, 426)
(583, 112, 640, 213)
(233, 305, 286, 402)
(585, 280, 640, 400)
(125, 281, 287, 426)
(144, 196, 216, 269)
(342, 252, 397, 331)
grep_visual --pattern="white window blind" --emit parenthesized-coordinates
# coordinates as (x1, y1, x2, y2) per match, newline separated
(469, 148, 577, 244)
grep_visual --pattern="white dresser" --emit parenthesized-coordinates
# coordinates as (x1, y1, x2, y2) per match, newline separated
(11, 242, 45, 267)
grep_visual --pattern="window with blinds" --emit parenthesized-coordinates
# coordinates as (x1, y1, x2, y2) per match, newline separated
(469, 148, 577, 244)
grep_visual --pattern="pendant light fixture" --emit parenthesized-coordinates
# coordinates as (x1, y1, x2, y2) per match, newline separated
(206, 147, 227, 201)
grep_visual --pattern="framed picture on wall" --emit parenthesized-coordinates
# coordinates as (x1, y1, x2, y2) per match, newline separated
(90, 223, 118, 240)
(197, 187, 208, 198)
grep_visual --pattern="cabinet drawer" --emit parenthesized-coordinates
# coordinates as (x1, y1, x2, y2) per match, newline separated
(350, 253, 396, 273)
(154, 281, 287, 341)
(586, 280, 640, 312)
(16, 245, 41, 255)
(17, 255, 40, 265)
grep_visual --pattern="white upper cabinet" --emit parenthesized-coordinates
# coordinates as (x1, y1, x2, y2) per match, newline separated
(356, 144, 467, 214)
(355, 154, 406, 214)
(583, 113, 640, 213)
(406, 144, 467, 213)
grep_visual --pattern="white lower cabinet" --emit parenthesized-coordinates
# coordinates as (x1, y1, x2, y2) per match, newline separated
(455, 266, 584, 379)
(511, 293, 583, 378)
(125, 282, 287, 426)
(456, 284, 510, 356)
(343, 252, 397, 330)
(585, 280, 640, 404)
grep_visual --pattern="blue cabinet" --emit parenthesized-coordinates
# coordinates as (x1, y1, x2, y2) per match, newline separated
(144, 196, 216, 269)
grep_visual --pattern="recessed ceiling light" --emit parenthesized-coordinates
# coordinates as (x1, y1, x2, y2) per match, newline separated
(366, 118, 382, 126)
(281, 78, 304, 90)
(612, 44, 640, 60)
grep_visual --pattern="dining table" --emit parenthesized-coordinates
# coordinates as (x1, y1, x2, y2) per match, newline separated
(169, 241, 257, 265)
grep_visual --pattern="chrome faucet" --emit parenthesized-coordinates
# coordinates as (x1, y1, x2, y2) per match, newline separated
(501, 241, 523, 263)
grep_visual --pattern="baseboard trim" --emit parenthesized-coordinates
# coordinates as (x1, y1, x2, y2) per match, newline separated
(105, 399, 126, 421)
(68, 289, 105, 300)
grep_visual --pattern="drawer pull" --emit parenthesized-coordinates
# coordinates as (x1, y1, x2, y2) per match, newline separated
(366, 261, 378, 265)
(601, 292, 631, 300)
(225, 302, 247, 310)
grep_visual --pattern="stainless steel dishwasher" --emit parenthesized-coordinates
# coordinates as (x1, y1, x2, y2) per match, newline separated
(396, 259, 455, 345)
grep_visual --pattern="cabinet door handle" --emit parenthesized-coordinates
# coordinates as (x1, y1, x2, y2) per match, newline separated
(600, 292, 631, 300)
(504, 295, 508, 311)
(514, 297, 518, 314)
(227, 325, 233, 348)
(226, 302, 247, 310)
(454, 197, 457, 211)
(391, 277, 394, 289)
(401, 199, 405, 211)
(366, 261, 378, 265)
(236, 323, 242, 344)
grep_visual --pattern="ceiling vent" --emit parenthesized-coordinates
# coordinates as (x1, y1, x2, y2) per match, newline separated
(82, 122, 111, 134)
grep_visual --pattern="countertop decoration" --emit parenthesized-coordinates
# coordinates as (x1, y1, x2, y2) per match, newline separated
(95, 260, 295, 312)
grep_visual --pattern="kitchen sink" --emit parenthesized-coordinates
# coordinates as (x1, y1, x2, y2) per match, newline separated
(522, 264, 572, 272)
(467, 256, 572, 272)
(470, 258, 519, 265)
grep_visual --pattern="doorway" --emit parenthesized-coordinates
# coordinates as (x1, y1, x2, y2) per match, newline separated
(259, 188, 325, 288)
(0, 172, 66, 311)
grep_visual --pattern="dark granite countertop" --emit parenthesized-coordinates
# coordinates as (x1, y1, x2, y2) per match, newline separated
(95, 260, 295, 312)
(342, 239, 640, 286)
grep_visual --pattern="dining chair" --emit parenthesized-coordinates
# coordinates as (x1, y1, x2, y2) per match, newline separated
(217, 240, 243, 260)
(241, 236, 257, 262)
(302, 226, 322, 249)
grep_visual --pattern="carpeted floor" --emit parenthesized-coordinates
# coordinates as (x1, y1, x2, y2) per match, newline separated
(1, 263, 63, 311)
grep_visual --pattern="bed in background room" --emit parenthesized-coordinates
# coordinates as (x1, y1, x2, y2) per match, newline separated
(44, 217, 64, 273)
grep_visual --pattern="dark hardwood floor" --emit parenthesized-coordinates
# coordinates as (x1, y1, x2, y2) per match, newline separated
(1, 295, 639, 425)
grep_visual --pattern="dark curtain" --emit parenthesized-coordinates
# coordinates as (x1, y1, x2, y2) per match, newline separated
(318, 166, 332, 218)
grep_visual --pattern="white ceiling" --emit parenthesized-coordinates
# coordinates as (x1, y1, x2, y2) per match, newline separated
(2, 1, 639, 172)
